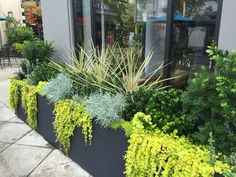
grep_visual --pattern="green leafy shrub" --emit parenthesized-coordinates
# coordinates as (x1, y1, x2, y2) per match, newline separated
(123, 88, 155, 121)
(19, 60, 32, 77)
(183, 46, 236, 155)
(230, 153, 236, 166)
(17, 40, 54, 79)
(5, 26, 35, 46)
(84, 92, 126, 128)
(125, 113, 234, 177)
(53, 100, 93, 152)
(145, 89, 188, 134)
(42, 73, 73, 103)
(21, 40, 53, 65)
(26, 62, 59, 85)
(123, 88, 188, 133)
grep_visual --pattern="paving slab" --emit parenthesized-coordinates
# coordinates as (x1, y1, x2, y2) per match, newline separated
(29, 149, 91, 177)
(0, 157, 17, 177)
(8, 116, 24, 123)
(0, 122, 31, 143)
(0, 144, 52, 177)
(0, 143, 11, 153)
(16, 130, 53, 148)
(0, 102, 4, 108)
(0, 107, 16, 121)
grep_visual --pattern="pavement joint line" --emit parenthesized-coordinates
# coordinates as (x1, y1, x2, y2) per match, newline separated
(14, 143, 55, 150)
(0, 143, 12, 153)
(6, 127, 33, 145)
(6, 119, 24, 124)
(0, 120, 25, 125)
(26, 148, 54, 177)
(0, 121, 9, 126)
(0, 106, 17, 115)
(0, 115, 21, 123)
(13, 130, 33, 143)
(0, 100, 10, 109)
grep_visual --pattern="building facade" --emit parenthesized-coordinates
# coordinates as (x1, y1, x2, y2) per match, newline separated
(40, 0, 236, 85)
(0, 0, 25, 46)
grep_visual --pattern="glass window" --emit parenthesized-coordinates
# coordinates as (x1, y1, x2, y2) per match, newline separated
(94, 0, 119, 49)
(144, 0, 168, 75)
(170, 0, 219, 86)
(73, 0, 92, 48)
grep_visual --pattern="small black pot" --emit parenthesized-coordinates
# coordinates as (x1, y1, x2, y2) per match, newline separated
(36, 95, 59, 148)
(68, 121, 128, 177)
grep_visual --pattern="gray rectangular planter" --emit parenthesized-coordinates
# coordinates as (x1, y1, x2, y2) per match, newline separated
(36, 95, 59, 148)
(17, 95, 128, 177)
(68, 122, 128, 177)
(16, 91, 27, 123)
(16, 94, 223, 177)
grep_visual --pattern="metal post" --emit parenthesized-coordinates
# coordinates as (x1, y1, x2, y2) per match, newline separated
(101, 0, 106, 54)
(163, 0, 174, 86)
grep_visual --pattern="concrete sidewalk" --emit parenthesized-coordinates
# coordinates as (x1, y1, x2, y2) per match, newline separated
(0, 66, 91, 177)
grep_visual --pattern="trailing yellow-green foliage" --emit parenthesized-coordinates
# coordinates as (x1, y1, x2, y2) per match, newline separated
(125, 113, 234, 177)
(21, 81, 29, 109)
(21, 82, 38, 129)
(9, 79, 38, 129)
(53, 100, 93, 152)
(9, 79, 23, 111)
(35, 81, 48, 96)
(26, 85, 37, 129)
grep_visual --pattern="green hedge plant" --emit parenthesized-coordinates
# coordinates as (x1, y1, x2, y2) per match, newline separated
(5, 26, 35, 46)
(183, 45, 236, 154)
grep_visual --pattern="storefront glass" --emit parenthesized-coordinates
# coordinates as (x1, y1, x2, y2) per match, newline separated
(170, 0, 219, 85)
(73, 0, 92, 48)
(144, 0, 168, 75)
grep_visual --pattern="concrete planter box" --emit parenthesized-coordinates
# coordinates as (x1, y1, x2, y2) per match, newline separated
(16, 92, 27, 123)
(16, 94, 128, 177)
(36, 95, 59, 148)
(16, 94, 224, 177)
(68, 122, 128, 177)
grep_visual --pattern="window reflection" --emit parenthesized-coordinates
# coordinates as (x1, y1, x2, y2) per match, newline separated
(145, 0, 168, 75)
(171, 0, 218, 86)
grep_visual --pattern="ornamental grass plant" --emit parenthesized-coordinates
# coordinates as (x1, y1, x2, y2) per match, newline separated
(50, 44, 168, 94)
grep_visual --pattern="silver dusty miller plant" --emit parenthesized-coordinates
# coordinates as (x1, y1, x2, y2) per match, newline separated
(42, 73, 73, 103)
(84, 92, 126, 128)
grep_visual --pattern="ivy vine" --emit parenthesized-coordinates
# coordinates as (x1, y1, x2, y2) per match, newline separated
(53, 100, 93, 152)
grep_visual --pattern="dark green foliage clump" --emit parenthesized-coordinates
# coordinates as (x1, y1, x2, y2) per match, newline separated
(123, 88, 155, 121)
(27, 62, 59, 85)
(72, 72, 98, 97)
(18, 40, 54, 80)
(5, 26, 35, 46)
(21, 40, 53, 65)
(146, 89, 188, 134)
(183, 45, 236, 155)
(123, 88, 188, 134)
